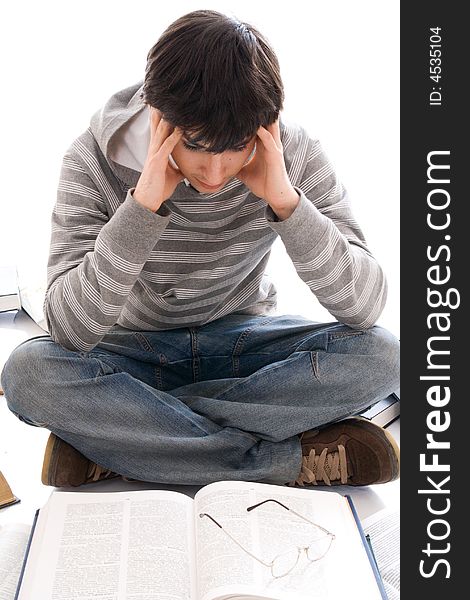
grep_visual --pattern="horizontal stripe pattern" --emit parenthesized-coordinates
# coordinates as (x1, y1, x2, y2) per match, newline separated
(44, 95, 386, 351)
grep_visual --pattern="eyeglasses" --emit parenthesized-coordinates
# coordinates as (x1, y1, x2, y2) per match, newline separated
(199, 498, 335, 579)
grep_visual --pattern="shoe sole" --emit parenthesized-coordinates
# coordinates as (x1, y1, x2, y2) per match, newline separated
(41, 433, 59, 486)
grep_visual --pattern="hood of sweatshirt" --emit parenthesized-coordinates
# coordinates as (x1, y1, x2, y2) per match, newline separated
(89, 81, 299, 194)
(89, 81, 148, 187)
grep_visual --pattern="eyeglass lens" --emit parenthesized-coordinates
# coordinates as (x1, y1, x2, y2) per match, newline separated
(271, 535, 333, 578)
(306, 535, 333, 561)
(272, 548, 300, 578)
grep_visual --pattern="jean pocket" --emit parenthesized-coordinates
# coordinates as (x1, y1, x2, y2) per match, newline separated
(157, 359, 194, 391)
(309, 351, 320, 380)
(133, 332, 156, 353)
(328, 329, 366, 342)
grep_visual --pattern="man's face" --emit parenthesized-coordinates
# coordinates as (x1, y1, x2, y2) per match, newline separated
(170, 134, 257, 193)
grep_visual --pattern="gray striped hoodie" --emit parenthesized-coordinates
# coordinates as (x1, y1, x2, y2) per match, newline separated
(45, 82, 387, 352)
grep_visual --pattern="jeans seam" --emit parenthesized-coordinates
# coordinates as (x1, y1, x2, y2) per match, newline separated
(155, 366, 163, 390)
(231, 316, 280, 376)
(13, 410, 48, 428)
(232, 355, 240, 378)
(94, 358, 114, 378)
(328, 330, 366, 341)
(133, 332, 155, 353)
(220, 358, 294, 401)
(309, 351, 320, 380)
(232, 316, 280, 356)
(78, 352, 108, 378)
(189, 328, 200, 383)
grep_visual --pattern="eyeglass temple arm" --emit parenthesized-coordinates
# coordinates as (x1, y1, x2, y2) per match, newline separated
(247, 499, 334, 538)
(199, 513, 272, 568)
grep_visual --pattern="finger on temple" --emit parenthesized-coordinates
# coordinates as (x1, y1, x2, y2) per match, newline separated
(149, 107, 162, 141)
(152, 117, 175, 150)
(159, 127, 183, 155)
(257, 126, 277, 152)
(267, 120, 282, 149)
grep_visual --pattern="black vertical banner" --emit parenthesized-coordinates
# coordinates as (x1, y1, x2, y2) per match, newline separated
(401, 3, 466, 597)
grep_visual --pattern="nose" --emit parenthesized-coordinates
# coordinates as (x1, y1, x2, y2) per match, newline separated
(202, 154, 225, 186)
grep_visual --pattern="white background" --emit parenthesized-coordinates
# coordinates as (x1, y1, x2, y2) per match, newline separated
(0, 1, 400, 336)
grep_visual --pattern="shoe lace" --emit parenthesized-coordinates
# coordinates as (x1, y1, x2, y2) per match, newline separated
(292, 445, 348, 486)
(87, 462, 117, 482)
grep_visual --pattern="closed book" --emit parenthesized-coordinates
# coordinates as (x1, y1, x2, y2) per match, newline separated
(361, 392, 400, 428)
(0, 265, 20, 313)
(0, 470, 20, 510)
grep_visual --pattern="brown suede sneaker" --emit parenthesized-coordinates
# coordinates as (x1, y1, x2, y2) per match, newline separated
(291, 417, 400, 487)
(41, 433, 120, 487)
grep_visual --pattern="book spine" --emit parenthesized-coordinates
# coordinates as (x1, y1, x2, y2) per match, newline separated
(346, 496, 389, 600)
(14, 509, 40, 600)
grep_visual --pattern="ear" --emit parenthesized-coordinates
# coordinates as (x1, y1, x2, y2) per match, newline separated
(242, 142, 257, 167)
(168, 153, 180, 171)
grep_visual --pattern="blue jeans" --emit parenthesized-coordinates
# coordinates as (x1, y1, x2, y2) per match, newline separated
(1, 314, 399, 485)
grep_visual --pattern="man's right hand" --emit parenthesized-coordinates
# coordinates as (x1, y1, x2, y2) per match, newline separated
(132, 107, 184, 212)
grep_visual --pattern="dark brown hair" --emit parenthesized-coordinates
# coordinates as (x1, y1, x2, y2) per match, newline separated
(140, 10, 284, 153)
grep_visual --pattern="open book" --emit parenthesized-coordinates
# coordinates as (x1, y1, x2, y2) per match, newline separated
(363, 508, 400, 600)
(12, 481, 386, 600)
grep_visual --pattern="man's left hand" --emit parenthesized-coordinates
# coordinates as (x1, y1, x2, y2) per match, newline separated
(238, 119, 299, 221)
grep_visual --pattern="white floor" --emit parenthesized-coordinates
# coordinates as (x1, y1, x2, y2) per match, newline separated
(0, 309, 400, 530)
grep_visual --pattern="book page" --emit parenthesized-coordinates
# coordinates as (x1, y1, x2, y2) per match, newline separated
(194, 481, 383, 600)
(195, 482, 254, 598)
(125, 494, 195, 599)
(17, 490, 197, 600)
(0, 523, 31, 600)
(363, 508, 400, 600)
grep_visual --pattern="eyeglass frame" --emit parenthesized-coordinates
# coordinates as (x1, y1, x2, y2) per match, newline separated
(199, 498, 336, 579)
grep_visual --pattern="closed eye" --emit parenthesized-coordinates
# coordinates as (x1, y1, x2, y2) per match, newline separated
(182, 140, 248, 153)
(183, 141, 203, 152)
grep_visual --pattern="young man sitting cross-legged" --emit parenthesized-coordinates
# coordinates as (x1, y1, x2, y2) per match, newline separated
(1, 10, 400, 488)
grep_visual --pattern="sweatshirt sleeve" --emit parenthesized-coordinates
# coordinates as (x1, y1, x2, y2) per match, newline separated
(44, 150, 171, 352)
(265, 137, 387, 330)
